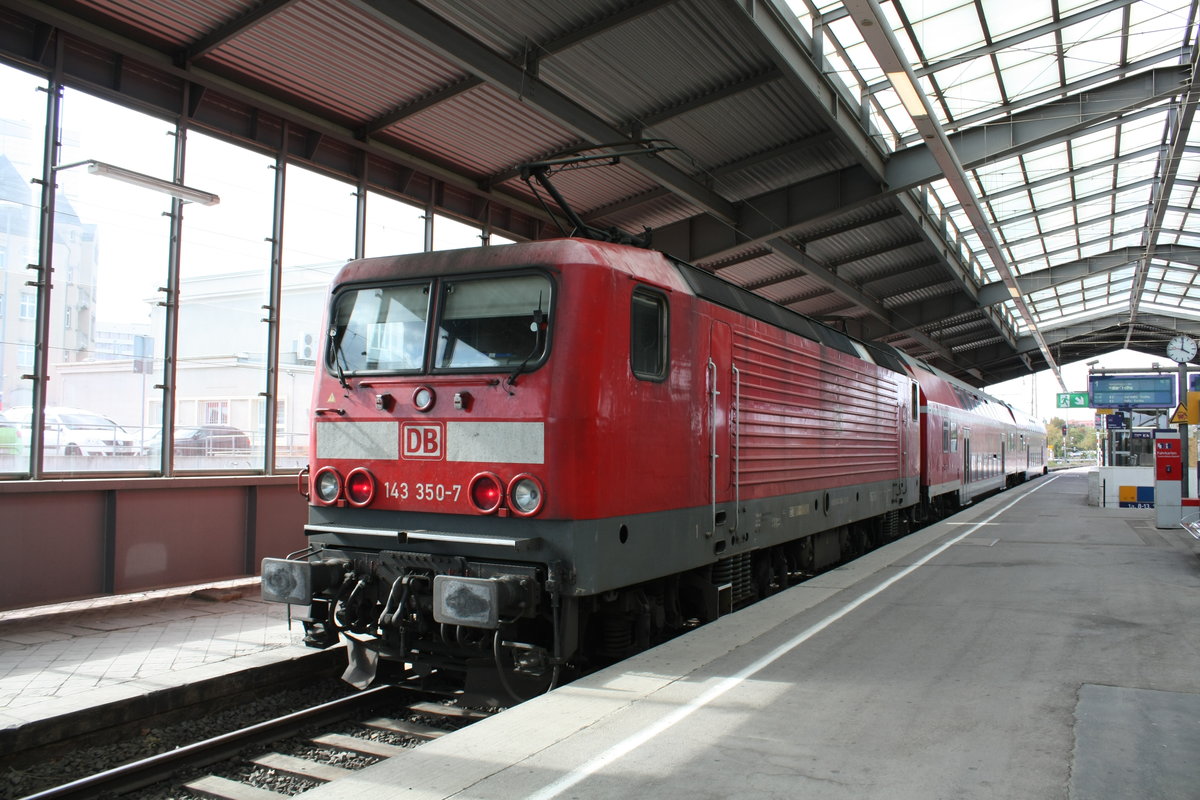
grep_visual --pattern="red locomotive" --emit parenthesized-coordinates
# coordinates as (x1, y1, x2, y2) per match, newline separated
(262, 236, 1045, 698)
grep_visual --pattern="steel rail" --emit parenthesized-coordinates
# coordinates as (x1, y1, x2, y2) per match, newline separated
(19, 684, 403, 800)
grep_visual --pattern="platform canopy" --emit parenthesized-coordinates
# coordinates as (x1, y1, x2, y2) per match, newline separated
(1, 0, 1197, 386)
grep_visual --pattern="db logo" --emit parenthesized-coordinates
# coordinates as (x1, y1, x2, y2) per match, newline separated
(401, 422, 443, 460)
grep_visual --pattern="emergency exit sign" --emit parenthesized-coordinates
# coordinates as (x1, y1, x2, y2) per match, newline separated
(1057, 392, 1089, 408)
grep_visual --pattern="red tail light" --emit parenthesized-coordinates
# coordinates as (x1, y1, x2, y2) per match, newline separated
(345, 468, 376, 506)
(469, 472, 503, 513)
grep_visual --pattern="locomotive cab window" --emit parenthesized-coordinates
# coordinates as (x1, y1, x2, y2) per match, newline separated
(329, 282, 431, 375)
(435, 273, 552, 371)
(630, 288, 668, 381)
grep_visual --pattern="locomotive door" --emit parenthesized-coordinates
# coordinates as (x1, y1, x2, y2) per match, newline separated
(708, 320, 738, 532)
(960, 427, 972, 502)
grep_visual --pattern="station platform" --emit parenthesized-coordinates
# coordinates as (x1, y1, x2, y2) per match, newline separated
(301, 468, 1200, 800)
(0, 577, 335, 755)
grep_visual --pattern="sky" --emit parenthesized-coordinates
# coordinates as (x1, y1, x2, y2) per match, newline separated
(984, 348, 1180, 424)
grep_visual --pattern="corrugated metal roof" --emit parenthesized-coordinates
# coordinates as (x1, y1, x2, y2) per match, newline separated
(1, 0, 1195, 385)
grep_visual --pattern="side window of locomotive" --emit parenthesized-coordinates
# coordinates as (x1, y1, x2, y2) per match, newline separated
(942, 420, 950, 452)
(630, 288, 668, 381)
(435, 273, 551, 370)
(330, 283, 431, 374)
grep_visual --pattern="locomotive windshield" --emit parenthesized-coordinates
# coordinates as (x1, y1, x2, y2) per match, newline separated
(329, 282, 431, 375)
(434, 274, 551, 370)
(327, 272, 551, 377)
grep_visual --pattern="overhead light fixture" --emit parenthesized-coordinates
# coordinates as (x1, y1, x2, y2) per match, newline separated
(54, 159, 220, 206)
(886, 71, 927, 118)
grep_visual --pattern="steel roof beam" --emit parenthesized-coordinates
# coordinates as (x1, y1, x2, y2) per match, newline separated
(360, 77, 485, 138)
(635, 67, 782, 129)
(886, 65, 1189, 192)
(367, 0, 686, 139)
(1, 0, 554, 226)
(914, 0, 1139, 80)
(766, 237, 959, 364)
(998, 206, 1148, 251)
(1128, 25, 1200, 334)
(847, 0, 1057, 382)
(953, 143, 1164, 211)
(179, 0, 300, 64)
(994, 178, 1158, 228)
(654, 164, 882, 263)
(724, 0, 886, 181)
(347, 0, 738, 224)
(977, 245, 1200, 306)
(527, 0, 682, 62)
(911, 49, 1190, 143)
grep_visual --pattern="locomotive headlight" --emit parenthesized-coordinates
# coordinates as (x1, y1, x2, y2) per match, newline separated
(313, 467, 343, 505)
(413, 385, 435, 412)
(345, 468, 376, 506)
(508, 474, 544, 516)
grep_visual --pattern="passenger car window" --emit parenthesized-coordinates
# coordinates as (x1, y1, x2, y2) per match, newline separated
(630, 288, 668, 380)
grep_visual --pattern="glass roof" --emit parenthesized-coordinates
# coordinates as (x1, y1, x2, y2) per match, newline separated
(786, 0, 1198, 340)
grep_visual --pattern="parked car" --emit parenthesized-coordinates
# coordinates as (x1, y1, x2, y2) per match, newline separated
(0, 420, 25, 456)
(0, 406, 137, 456)
(144, 424, 252, 456)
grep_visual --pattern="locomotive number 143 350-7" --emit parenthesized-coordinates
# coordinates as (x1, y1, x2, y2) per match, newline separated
(383, 481, 463, 503)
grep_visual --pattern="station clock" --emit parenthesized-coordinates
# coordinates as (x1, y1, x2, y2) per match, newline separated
(1166, 334, 1197, 363)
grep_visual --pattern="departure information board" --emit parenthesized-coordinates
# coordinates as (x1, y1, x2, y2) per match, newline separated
(1088, 375, 1175, 408)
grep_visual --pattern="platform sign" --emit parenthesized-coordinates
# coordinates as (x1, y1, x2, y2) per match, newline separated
(1105, 412, 1126, 429)
(1088, 375, 1175, 409)
(1057, 392, 1089, 408)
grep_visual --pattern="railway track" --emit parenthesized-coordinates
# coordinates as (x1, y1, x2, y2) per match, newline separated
(19, 685, 493, 800)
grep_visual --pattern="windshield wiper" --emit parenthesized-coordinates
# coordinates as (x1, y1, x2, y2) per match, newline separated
(329, 327, 351, 391)
(506, 305, 547, 389)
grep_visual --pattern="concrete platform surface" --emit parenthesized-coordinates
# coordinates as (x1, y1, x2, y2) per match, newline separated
(301, 469, 1200, 800)
(0, 577, 318, 750)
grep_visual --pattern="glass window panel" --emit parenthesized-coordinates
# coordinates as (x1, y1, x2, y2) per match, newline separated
(1117, 158, 1157, 185)
(989, 192, 1033, 218)
(994, 38, 1059, 98)
(281, 165, 355, 470)
(1061, 12, 1122, 82)
(1029, 181, 1073, 207)
(1038, 207, 1078, 232)
(1070, 132, 1116, 165)
(1127, 2, 1191, 60)
(172, 132, 275, 472)
(433, 213, 481, 251)
(46, 88, 174, 474)
(0, 65, 45, 474)
(365, 192, 425, 257)
(982, 0, 1050, 39)
(1071, 172, 1115, 197)
(911, 3, 983, 62)
(1119, 113, 1170, 149)
(1008, 240, 1047, 261)
(943, 73, 1002, 119)
(1021, 143, 1068, 178)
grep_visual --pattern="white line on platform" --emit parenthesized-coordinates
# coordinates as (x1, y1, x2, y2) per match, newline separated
(525, 476, 1060, 800)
